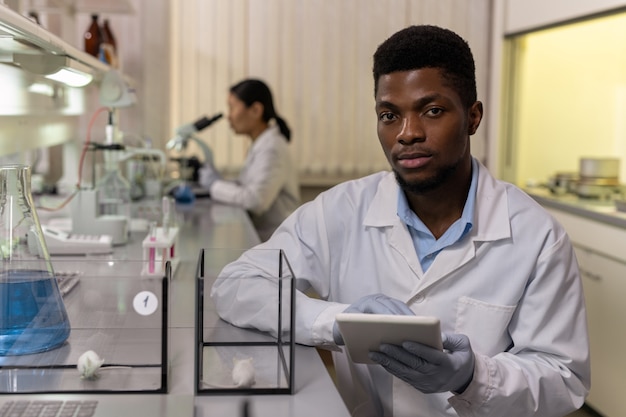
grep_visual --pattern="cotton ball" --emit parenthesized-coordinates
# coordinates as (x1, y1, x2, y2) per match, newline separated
(77, 350, 105, 379)
(232, 357, 255, 388)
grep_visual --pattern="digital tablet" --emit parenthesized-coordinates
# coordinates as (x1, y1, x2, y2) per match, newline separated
(335, 313, 443, 364)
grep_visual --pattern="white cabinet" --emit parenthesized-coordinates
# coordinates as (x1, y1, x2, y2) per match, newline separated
(504, 0, 626, 35)
(575, 246, 626, 417)
(545, 207, 626, 417)
(17, 0, 133, 14)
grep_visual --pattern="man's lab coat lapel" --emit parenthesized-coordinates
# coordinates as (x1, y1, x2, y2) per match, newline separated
(363, 162, 512, 291)
(425, 162, 512, 287)
(363, 173, 425, 278)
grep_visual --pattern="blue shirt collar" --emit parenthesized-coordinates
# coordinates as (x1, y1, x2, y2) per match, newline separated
(397, 158, 479, 271)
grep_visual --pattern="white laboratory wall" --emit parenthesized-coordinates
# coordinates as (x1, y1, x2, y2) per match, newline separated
(504, 0, 626, 35)
(1, 0, 492, 185)
(168, 0, 492, 182)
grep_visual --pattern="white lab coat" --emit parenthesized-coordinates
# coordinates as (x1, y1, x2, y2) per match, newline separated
(209, 125, 300, 241)
(211, 160, 590, 417)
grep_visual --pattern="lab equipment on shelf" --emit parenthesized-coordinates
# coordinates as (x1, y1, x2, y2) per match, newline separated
(84, 14, 103, 57)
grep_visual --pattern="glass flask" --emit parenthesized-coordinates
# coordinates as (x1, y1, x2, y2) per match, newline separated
(97, 153, 131, 237)
(0, 165, 70, 356)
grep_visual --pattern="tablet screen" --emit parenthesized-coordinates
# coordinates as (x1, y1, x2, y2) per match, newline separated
(336, 313, 442, 364)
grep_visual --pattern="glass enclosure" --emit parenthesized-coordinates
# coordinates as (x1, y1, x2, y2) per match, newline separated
(0, 259, 170, 394)
(195, 248, 295, 395)
(500, 11, 626, 187)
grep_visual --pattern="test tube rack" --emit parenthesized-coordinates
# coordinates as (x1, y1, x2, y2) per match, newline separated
(141, 226, 180, 276)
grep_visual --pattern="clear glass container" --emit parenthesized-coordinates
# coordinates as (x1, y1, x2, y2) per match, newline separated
(0, 165, 70, 356)
(97, 152, 131, 232)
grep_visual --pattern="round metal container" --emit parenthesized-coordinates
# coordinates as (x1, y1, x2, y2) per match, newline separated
(578, 157, 620, 183)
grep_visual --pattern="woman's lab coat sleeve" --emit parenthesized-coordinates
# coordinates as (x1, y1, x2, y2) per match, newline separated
(449, 232, 590, 417)
(209, 135, 289, 215)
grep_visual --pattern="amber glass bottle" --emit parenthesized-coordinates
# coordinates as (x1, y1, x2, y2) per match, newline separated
(101, 18, 118, 67)
(84, 14, 102, 57)
(102, 19, 117, 52)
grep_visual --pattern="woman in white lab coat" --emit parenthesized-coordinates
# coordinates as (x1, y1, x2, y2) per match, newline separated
(199, 79, 300, 241)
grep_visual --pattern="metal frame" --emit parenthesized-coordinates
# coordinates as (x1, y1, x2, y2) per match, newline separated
(0, 261, 171, 395)
(194, 248, 296, 395)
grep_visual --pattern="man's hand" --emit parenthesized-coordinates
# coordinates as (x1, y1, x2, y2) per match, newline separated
(369, 332, 475, 394)
(333, 293, 414, 345)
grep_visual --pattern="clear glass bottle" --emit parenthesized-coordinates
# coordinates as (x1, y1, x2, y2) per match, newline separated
(0, 165, 71, 356)
(97, 153, 131, 238)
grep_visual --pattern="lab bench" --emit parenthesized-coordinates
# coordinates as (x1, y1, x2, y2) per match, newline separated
(1, 199, 351, 417)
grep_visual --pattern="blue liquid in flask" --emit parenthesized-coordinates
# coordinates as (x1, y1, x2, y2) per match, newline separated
(0, 270, 71, 356)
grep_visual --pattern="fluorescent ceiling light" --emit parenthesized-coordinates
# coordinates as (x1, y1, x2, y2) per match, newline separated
(27, 82, 56, 96)
(13, 53, 94, 88)
(45, 67, 92, 87)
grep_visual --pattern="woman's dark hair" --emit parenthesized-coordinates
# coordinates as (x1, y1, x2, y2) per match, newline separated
(372, 25, 477, 109)
(229, 79, 291, 141)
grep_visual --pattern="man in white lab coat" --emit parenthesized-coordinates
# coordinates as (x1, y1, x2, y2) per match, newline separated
(211, 25, 590, 417)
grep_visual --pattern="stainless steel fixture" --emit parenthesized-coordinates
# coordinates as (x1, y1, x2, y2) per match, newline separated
(547, 158, 625, 200)
(576, 157, 622, 198)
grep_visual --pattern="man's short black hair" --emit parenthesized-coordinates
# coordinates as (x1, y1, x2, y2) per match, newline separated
(373, 25, 477, 108)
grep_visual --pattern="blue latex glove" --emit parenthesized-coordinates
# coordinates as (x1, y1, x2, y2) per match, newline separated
(198, 162, 221, 189)
(369, 332, 475, 394)
(333, 293, 414, 345)
(173, 183, 195, 204)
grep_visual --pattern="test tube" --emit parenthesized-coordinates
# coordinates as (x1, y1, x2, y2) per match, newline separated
(148, 221, 157, 274)
(162, 196, 170, 238)
(164, 196, 177, 258)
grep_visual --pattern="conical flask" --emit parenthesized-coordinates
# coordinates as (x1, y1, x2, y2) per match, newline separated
(0, 165, 70, 356)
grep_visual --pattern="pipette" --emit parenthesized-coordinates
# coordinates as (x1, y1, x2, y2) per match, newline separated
(162, 196, 170, 238)
(148, 222, 157, 274)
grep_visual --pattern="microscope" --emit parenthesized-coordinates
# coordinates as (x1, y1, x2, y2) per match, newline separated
(165, 113, 223, 202)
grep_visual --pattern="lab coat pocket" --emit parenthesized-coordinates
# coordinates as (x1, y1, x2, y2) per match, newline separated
(455, 296, 516, 356)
